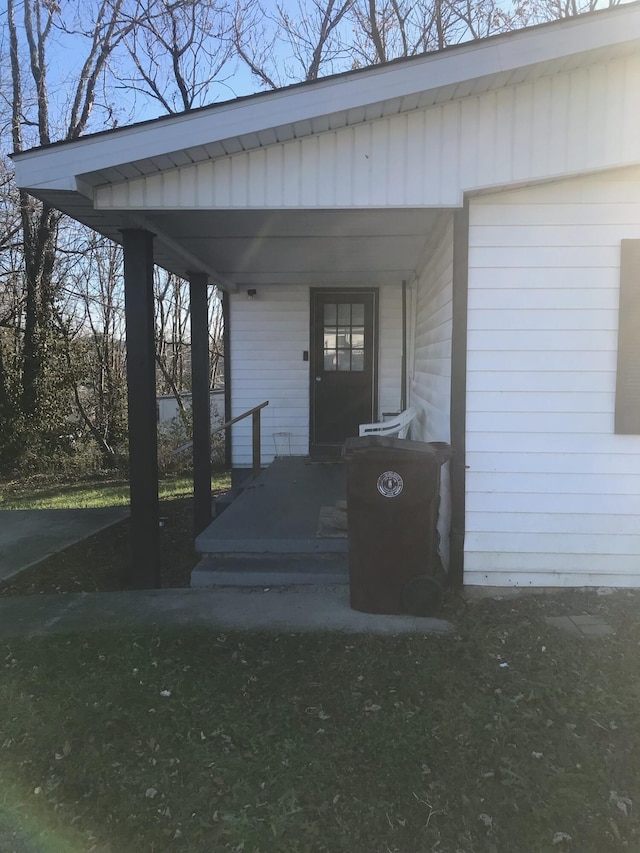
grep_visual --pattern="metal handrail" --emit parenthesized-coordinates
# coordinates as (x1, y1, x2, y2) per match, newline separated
(212, 400, 269, 479)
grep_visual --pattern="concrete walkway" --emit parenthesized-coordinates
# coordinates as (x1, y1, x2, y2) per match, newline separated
(0, 507, 129, 582)
(0, 586, 453, 638)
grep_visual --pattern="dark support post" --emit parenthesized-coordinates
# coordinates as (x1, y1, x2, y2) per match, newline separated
(449, 200, 470, 589)
(222, 290, 232, 470)
(401, 280, 407, 411)
(189, 272, 212, 535)
(252, 407, 262, 479)
(121, 229, 160, 589)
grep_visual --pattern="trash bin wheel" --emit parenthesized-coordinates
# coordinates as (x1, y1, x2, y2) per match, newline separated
(400, 574, 443, 617)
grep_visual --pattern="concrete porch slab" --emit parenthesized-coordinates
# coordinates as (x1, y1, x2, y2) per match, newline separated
(196, 457, 347, 556)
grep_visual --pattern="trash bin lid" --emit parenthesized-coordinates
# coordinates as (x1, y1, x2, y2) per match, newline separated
(344, 435, 451, 462)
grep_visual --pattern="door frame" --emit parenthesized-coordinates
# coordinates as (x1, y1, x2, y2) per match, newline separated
(309, 287, 379, 453)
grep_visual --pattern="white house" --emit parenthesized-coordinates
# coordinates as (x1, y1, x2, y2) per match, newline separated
(157, 390, 225, 429)
(12, 2, 640, 590)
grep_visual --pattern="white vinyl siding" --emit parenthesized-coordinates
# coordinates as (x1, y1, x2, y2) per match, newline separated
(97, 54, 640, 212)
(466, 166, 640, 587)
(231, 287, 309, 465)
(230, 283, 403, 467)
(410, 214, 453, 442)
(408, 213, 454, 567)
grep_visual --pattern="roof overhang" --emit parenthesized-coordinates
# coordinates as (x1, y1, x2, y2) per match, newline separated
(11, 2, 640, 287)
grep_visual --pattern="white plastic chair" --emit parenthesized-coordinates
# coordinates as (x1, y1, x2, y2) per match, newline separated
(358, 406, 416, 439)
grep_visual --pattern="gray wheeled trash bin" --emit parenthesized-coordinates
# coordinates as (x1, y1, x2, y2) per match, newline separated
(344, 435, 452, 616)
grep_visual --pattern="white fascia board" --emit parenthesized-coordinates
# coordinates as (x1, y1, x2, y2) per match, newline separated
(13, 3, 640, 194)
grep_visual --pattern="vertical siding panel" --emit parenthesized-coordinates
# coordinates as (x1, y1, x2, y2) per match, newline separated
(512, 83, 533, 182)
(334, 128, 353, 206)
(459, 97, 479, 190)
(162, 170, 179, 206)
(604, 61, 623, 167)
(317, 133, 336, 206)
(300, 136, 318, 206)
(352, 123, 372, 205)
(370, 120, 389, 205)
(440, 102, 460, 204)
(405, 111, 426, 205)
(566, 69, 589, 173)
(265, 145, 284, 207)
(211, 159, 230, 207)
(586, 64, 606, 170)
(494, 88, 514, 187)
(530, 77, 552, 178)
(231, 154, 249, 207)
(248, 148, 267, 207)
(387, 115, 407, 206)
(200, 162, 216, 206)
(476, 92, 497, 188)
(128, 175, 146, 207)
(178, 165, 195, 206)
(427, 107, 444, 203)
(548, 73, 570, 176)
(283, 142, 301, 206)
(141, 173, 165, 207)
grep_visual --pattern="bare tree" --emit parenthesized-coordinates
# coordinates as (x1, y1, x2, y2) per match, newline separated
(5, 0, 134, 465)
(54, 234, 128, 467)
(233, 0, 356, 88)
(118, 0, 236, 113)
(154, 271, 191, 429)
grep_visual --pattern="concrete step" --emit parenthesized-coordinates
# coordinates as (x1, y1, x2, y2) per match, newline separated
(190, 554, 349, 588)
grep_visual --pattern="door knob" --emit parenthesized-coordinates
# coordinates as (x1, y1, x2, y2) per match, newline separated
(315, 376, 322, 382)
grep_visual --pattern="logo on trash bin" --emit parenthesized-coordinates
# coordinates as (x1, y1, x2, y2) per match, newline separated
(377, 470, 404, 498)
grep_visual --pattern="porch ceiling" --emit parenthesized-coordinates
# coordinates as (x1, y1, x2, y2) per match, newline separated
(142, 208, 445, 286)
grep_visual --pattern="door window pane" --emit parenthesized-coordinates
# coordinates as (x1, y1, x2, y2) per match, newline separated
(324, 303, 337, 325)
(324, 351, 336, 370)
(337, 303, 351, 324)
(336, 327, 350, 348)
(336, 350, 351, 371)
(350, 327, 365, 348)
(321, 300, 366, 372)
(351, 303, 365, 325)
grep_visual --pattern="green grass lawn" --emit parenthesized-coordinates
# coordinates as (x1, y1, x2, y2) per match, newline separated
(0, 594, 639, 853)
(0, 471, 231, 594)
(0, 473, 222, 509)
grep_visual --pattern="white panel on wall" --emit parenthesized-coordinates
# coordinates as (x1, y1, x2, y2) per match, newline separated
(466, 166, 640, 588)
(230, 287, 309, 466)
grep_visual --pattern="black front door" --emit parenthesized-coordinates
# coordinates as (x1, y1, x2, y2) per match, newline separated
(310, 289, 378, 451)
